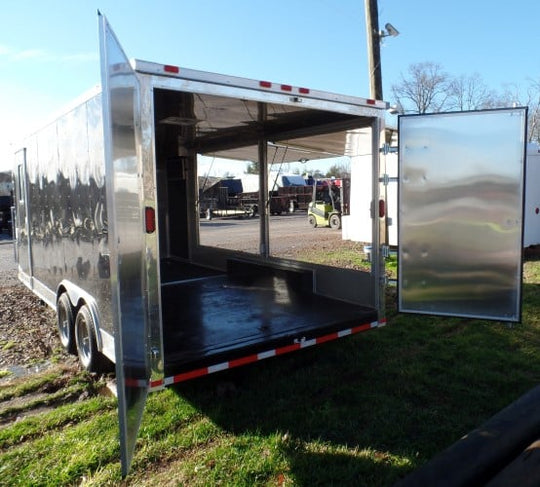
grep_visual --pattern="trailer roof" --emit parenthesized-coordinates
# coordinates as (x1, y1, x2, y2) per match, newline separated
(132, 59, 388, 111)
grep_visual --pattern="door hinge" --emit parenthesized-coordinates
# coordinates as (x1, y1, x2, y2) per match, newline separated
(380, 143, 398, 155)
(379, 174, 399, 185)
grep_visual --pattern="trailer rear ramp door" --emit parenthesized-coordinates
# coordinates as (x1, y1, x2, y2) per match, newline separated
(398, 108, 527, 322)
(99, 13, 148, 477)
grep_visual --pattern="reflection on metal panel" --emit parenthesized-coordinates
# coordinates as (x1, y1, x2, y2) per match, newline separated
(14, 149, 30, 277)
(23, 96, 111, 315)
(138, 76, 164, 386)
(398, 108, 527, 321)
(99, 13, 146, 477)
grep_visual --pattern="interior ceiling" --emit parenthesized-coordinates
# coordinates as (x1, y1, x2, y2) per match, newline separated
(155, 89, 373, 162)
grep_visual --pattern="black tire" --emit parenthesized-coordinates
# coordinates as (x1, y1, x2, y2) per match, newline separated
(57, 293, 75, 354)
(308, 214, 317, 228)
(75, 304, 106, 373)
(329, 213, 341, 230)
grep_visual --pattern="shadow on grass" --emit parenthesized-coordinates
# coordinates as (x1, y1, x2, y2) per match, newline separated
(169, 282, 540, 486)
(172, 351, 409, 486)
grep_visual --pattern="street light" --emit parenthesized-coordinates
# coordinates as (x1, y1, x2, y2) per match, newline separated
(380, 23, 400, 39)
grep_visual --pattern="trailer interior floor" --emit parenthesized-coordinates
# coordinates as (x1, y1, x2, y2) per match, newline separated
(161, 259, 378, 376)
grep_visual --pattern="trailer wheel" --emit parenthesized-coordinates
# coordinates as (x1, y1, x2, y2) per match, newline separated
(329, 213, 341, 230)
(57, 293, 75, 354)
(75, 304, 104, 373)
(308, 214, 317, 228)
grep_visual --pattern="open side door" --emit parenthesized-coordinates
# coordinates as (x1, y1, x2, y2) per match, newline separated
(398, 108, 527, 322)
(98, 13, 147, 476)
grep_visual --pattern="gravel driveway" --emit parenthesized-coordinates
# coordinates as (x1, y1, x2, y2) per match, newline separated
(200, 212, 343, 255)
(0, 237, 18, 287)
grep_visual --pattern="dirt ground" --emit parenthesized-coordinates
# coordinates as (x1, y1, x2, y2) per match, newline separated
(0, 239, 75, 378)
(0, 285, 68, 371)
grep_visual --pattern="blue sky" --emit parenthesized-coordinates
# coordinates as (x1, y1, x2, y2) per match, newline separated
(1, 0, 539, 172)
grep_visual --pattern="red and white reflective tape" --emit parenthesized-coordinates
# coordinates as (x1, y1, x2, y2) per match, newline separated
(147, 319, 383, 391)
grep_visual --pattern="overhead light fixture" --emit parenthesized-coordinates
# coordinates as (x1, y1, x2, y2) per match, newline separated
(387, 104, 402, 115)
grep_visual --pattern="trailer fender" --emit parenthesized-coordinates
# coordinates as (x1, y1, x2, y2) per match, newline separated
(57, 280, 103, 352)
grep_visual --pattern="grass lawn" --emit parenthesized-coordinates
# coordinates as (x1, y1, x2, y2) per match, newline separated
(1, 248, 540, 486)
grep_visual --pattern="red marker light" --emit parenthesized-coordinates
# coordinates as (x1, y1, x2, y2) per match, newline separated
(367, 99, 376, 105)
(379, 199, 385, 218)
(145, 207, 156, 233)
(280, 84, 292, 92)
(260, 81, 272, 88)
(164, 65, 179, 74)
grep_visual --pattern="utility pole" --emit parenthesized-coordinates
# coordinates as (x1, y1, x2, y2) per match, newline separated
(364, 0, 383, 100)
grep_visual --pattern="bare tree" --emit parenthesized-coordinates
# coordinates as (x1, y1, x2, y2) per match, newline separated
(448, 73, 496, 111)
(527, 82, 540, 144)
(498, 82, 540, 143)
(391, 62, 450, 113)
(391, 61, 540, 143)
(518, 82, 540, 144)
(326, 162, 351, 178)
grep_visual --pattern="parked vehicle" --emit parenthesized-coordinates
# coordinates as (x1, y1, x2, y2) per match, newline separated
(0, 194, 13, 235)
(241, 173, 314, 213)
(307, 178, 350, 229)
(199, 177, 259, 219)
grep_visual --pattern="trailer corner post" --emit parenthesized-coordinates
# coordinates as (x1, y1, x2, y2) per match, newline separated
(371, 117, 386, 322)
(258, 102, 270, 258)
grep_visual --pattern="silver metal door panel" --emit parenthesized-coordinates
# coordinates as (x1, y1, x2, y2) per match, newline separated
(14, 149, 31, 278)
(398, 108, 527, 321)
(99, 13, 146, 477)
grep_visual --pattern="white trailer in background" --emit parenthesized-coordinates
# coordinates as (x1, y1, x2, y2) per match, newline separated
(342, 127, 398, 247)
(525, 143, 540, 247)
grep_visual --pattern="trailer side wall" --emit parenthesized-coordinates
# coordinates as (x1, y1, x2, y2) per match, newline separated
(17, 91, 114, 358)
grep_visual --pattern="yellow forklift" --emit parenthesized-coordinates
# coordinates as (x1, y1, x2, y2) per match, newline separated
(307, 179, 346, 229)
